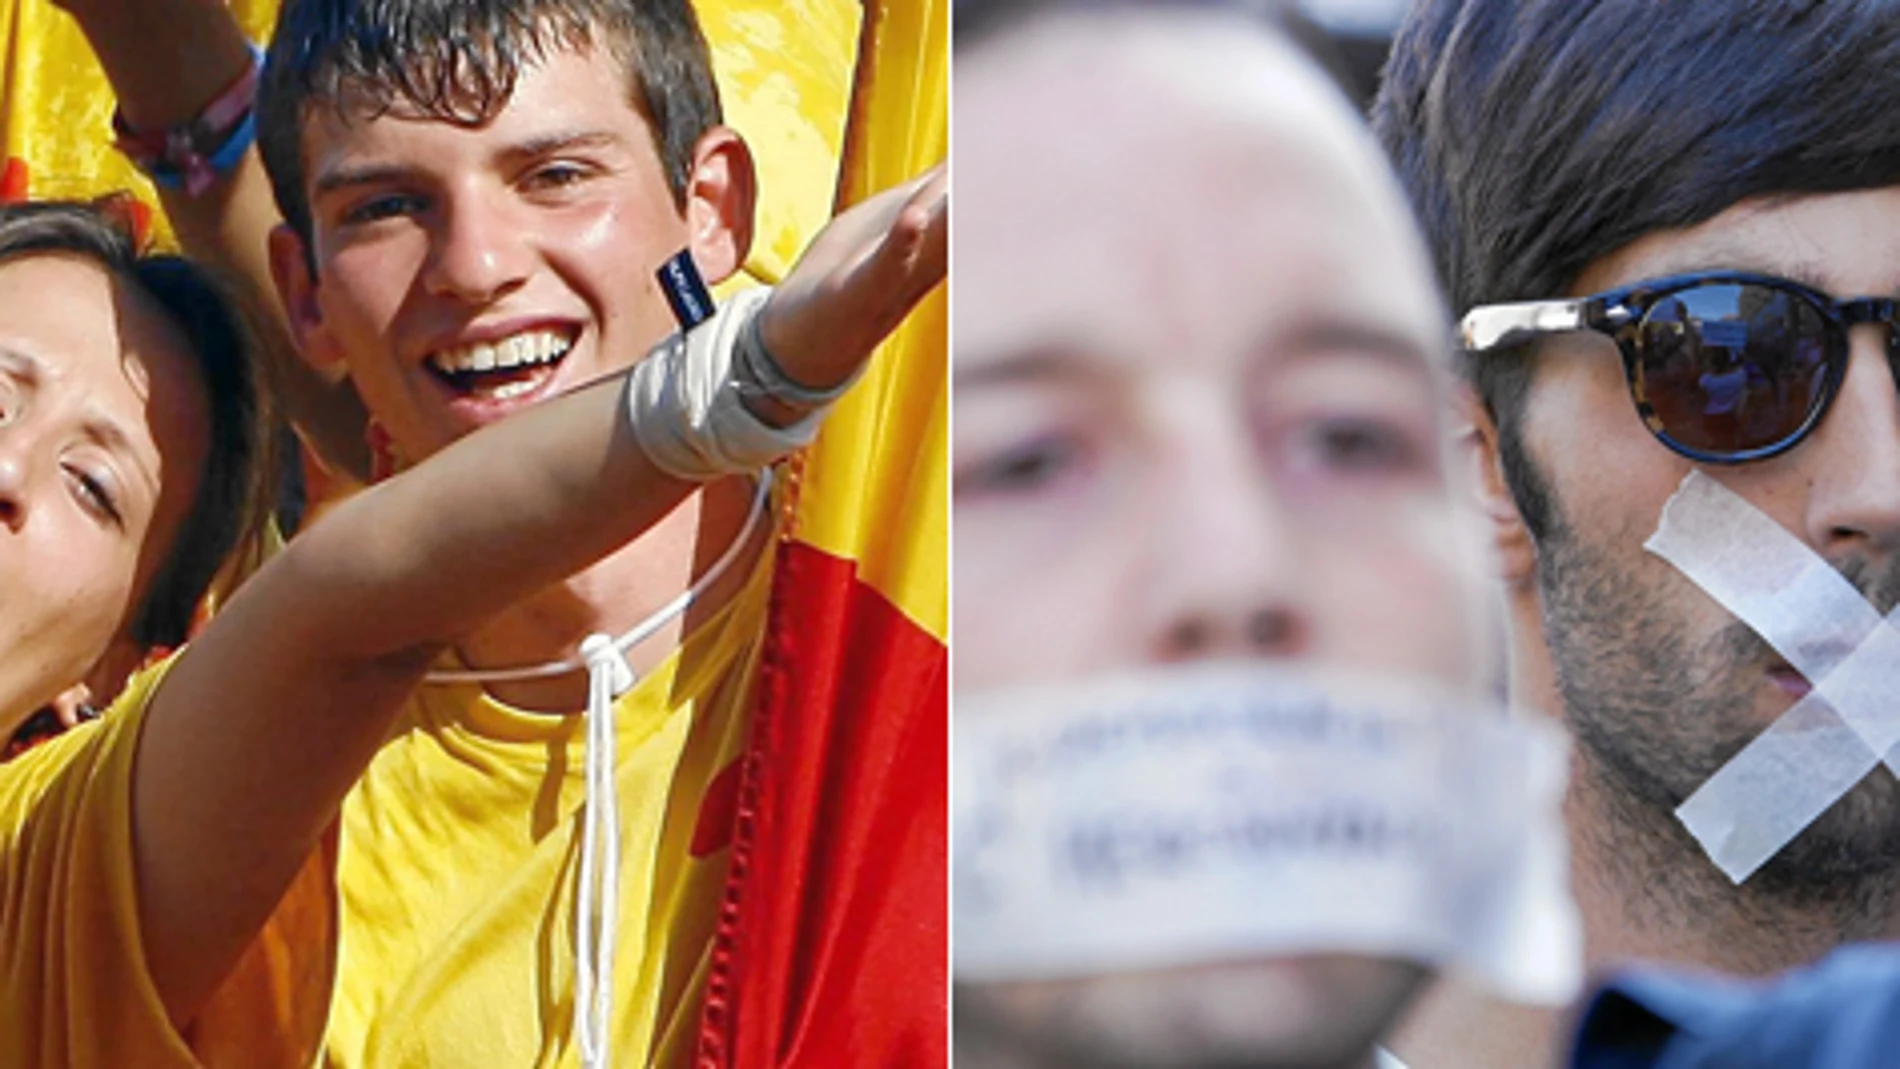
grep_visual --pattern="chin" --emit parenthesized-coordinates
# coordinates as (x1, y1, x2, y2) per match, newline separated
(959, 956, 1429, 1069)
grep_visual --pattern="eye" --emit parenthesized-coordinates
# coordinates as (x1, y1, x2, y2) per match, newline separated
(520, 161, 602, 199)
(342, 192, 428, 226)
(62, 464, 123, 527)
(524, 162, 591, 190)
(1289, 416, 1429, 476)
(957, 435, 1088, 499)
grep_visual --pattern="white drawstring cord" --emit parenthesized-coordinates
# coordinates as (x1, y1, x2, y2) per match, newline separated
(575, 633, 634, 1069)
(421, 469, 773, 686)
(417, 468, 772, 1066)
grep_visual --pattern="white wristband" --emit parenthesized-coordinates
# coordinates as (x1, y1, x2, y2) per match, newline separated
(627, 286, 827, 481)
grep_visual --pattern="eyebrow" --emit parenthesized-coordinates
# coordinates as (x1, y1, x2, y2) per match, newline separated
(496, 129, 626, 166)
(312, 160, 417, 199)
(1273, 320, 1441, 370)
(312, 129, 629, 199)
(955, 346, 1103, 391)
(956, 322, 1442, 391)
(1641, 249, 1834, 294)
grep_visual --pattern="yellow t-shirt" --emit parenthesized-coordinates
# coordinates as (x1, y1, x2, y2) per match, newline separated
(0, 659, 204, 1068)
(2, 530, 774, 1068)
(325, 549, 768, 1068)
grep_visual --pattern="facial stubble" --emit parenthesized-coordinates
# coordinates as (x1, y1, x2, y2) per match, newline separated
(1531, 466, 1900, 919)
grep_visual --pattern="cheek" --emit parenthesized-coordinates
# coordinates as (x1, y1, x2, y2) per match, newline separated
(1303, 507, 1487, 686)
(13, 531, 133, 677)
(1524, 347, 1693, 504)
(552, 200, 673, 293)
(551, 199, 690, 337)
(955, 500, 1152, 690)
(324, 244, 421, 342)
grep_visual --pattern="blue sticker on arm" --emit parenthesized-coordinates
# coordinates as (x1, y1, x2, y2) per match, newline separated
(657, 249, 716, 330)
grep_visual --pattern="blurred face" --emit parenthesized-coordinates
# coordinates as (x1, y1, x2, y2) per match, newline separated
(0, 254, 209, 734)
(281, 41, 710, 468)
(955, 13, 1480, 1069)
(1515, 188, 1900, 895)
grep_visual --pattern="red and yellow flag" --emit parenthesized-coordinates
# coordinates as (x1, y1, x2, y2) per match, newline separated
(695, 0, 948, 1064)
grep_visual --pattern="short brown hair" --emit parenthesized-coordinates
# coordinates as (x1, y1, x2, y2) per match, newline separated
(257, 0, 724, 250)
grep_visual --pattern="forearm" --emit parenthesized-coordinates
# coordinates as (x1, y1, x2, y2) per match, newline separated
(60, 0, 251, 129)
(267, 375, 694, 660)
(60, 0, 267, 285)
(134, 368, 695, 1023)
(62, 0, 375, 478)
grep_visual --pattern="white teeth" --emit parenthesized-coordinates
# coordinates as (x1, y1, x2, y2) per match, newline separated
(487, 378, 539, 401)
(429, 329, 572, 376)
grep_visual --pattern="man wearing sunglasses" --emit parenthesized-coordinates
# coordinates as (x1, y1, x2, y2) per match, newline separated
(1373, 1, 1900, 1067)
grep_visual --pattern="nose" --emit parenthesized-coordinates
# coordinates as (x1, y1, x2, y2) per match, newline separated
(1801, 327, 1900, 555)
(421, 186, 533, 304)
(1145, 407, 1311, 663)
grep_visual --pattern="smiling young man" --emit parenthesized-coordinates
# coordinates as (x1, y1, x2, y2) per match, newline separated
(0, 181, 939, 1068)
(1373, 2, 1900, 1067)
(36, 0, 945, 1065)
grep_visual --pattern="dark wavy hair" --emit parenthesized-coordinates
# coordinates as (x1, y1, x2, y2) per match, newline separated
(1374, 0, 1900, 533)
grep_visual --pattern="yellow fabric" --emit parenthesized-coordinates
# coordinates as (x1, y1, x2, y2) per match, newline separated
(185, 531, 778, 1068)
(0, 528, 772, 1069)
(698, 0, 859, 287)
(792, 0, 948, 641)
(0, 0, 855, 282)
(0, 659, 200, 1068)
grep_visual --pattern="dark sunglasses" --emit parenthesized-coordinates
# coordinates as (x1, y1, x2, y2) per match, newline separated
(1460, 270, 1900, 464)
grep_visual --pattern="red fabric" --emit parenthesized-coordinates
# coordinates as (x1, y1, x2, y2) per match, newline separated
(696, 540, 947, 1068)
(692, 760, 744, 859)
(0, 157, 25, 202)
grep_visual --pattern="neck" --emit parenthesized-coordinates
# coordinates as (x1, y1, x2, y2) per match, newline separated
(446, 474, 766, 713)
(1567, 752, 1900, 974)
(1386, 978, 1560, 1069)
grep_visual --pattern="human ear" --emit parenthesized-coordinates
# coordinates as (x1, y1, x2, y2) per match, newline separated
(679, 125, 757, 285)
(268, 223, 347, 372)
(1456, 385, 1537, 586)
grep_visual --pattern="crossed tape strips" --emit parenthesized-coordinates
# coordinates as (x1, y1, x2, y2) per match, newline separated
(1646, 471, 1900, 883)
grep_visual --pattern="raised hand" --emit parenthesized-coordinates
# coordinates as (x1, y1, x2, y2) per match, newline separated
(758, 162, 948, 396)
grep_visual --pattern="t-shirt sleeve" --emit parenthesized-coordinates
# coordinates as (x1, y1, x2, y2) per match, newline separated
(0, 658, 336, 1069)
(0, 657, 201, 1067)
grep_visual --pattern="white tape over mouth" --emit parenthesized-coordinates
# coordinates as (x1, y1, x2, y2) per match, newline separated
(953, 664, 1580, 1006)
(1646, 470, 1900, 884)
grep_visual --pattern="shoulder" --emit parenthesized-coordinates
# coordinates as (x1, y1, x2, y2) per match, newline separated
(0, 656, 177, 838)
(1573, 945, 1900, 1069)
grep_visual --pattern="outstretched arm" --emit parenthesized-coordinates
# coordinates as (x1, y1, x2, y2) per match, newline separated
(131, 165, 947, 1027)
(56, 0, 374, 478)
